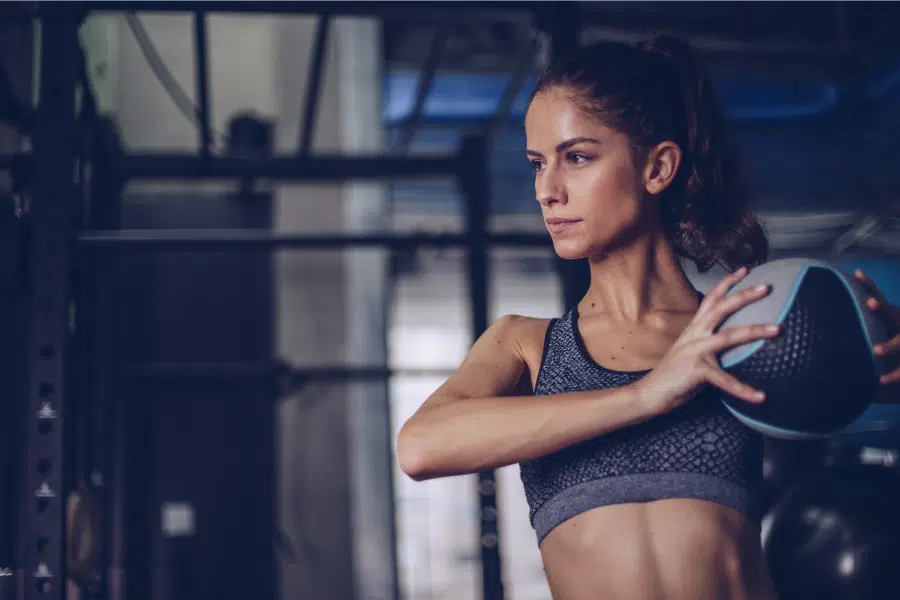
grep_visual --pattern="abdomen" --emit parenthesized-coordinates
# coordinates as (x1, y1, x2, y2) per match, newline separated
(539, 499, 778, 600)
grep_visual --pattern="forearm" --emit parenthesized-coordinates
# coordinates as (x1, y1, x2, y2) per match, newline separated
(398, 385, 653, 480)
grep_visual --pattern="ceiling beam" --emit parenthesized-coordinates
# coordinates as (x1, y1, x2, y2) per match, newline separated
(580, 24, 838, 59)
(82, 1, 535, 21)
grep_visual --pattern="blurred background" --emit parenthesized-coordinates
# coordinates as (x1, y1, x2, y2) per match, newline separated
(2, 2, 900, 600)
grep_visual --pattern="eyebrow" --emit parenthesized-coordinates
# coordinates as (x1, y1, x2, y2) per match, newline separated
(525, 137, 602, 157)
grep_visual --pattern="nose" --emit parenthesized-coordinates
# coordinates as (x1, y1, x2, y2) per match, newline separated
(535, 167, 566, 207)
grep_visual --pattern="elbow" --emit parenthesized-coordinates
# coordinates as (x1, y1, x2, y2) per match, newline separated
(396, 422, 438, 481)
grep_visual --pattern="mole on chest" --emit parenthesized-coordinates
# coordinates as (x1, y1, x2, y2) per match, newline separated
(580, 323, 675, 371)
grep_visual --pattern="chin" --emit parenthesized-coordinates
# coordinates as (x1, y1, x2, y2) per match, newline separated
(551, 238, 593, 260)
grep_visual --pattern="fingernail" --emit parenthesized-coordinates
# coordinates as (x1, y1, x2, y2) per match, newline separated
(737, 266, 748, 275)
(855, 269, 863, 277)
(755, 284, 769, 292)
(869, 297, 880, 309)
(874, 344, 885, 356)
(766, 324, 780, 333)
(754, 391, 765, 401)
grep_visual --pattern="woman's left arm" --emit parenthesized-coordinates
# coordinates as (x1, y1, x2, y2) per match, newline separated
(853, 269, 900, 402)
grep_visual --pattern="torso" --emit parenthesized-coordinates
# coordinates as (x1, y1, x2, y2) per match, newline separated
(538, 499, 775, 600)
(514, 308, 778, 600)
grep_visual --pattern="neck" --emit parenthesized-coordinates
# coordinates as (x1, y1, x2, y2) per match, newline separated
(581, 226, 698, 323)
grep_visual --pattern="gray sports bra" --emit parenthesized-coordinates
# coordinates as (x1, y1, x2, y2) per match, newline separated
(518, 307, 764, 543)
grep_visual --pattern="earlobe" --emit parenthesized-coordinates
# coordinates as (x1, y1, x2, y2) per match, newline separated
(644, 142, 682, 196)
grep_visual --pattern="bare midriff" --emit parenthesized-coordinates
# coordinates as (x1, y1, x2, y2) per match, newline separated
(538, 498, 779, 600)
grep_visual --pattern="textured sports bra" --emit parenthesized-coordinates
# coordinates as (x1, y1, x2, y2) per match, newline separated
(519, 306, 764, 543)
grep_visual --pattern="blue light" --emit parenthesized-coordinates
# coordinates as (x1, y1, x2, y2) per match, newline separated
(383, 61, 900, 126)
(837, 258, 900, 434)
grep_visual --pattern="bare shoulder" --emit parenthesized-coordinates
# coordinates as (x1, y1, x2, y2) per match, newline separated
(492, 314, 551, 349)
(425, 314, 553, 403)
(493, 314, 553, 380)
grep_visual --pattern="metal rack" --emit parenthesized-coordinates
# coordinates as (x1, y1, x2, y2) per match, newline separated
(0, 4, 580, 600)
(20, 7, 83, 600)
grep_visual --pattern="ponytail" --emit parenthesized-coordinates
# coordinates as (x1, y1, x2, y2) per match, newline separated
(533, 33, 769, 273)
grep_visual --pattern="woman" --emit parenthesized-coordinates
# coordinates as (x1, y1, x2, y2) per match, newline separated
(397, 34, 900, 600)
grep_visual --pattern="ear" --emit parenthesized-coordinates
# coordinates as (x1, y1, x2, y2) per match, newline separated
(642, 141, 682, 196)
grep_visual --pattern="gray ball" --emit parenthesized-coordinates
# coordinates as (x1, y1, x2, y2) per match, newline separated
(718, 258, 891, 440)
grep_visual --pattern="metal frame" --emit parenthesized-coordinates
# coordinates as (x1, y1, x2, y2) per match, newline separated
(393, 24, 450, 154)
(6, 4, 582, 600)
(459, 135, 506, 600)
(98, 151, 464, 181)
(72, 147, 517, 600)
(83, 1, 535, 21)
(21, 7, 82, 600)
(298, 14, 331, 156)
(192, 10, 212, 157)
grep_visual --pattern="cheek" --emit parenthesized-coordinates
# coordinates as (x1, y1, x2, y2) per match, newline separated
(575, 160, 642, 220)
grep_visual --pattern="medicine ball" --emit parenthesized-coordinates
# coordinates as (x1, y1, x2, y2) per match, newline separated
(718, 258, 891, 440)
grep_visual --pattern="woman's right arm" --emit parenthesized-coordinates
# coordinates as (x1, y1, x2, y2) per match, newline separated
(396, 315, 652, 481)
(397, 267, 782, 482)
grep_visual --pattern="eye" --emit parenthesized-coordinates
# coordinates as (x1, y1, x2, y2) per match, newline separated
(529, 158, 545, 172)
(565, 152, 591, 165)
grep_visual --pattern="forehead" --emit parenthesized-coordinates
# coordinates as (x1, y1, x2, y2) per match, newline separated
(525, 89, 613, 144)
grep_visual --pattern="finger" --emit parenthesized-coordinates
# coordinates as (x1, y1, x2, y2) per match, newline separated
(697, 266, 748, 317)
(698, 283, 772, 333)
(854, 270, 896, 309)
(875, 335, 900, 358)
(865, 295, 900, 322)
(703, 364, 766, 404)
(881, 368, 900, 386)
(853, 269, 882, 298)
(702, 323, 781, 355)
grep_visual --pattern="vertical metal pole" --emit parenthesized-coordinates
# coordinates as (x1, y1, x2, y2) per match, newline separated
(193, 11, 212, 158)
(0, 18, 36, 600)
(297, 14, 331, 156)
(91, 118, 127, 600)
(393, 25, 449, 154)
(459, 134, 505, 600)
(482, 37, 537, 148)
(22, 7, 81, 600)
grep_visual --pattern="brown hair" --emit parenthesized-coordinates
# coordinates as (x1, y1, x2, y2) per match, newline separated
(531, 33, 768, 272)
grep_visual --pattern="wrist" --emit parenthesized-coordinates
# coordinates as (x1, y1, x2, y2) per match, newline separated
(628, 378, 667, 420)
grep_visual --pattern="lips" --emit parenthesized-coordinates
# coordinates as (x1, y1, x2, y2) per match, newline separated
(545, 218, 582, 234)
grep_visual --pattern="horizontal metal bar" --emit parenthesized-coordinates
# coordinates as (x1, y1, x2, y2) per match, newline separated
(84, 1, 534, 20)
(121, 362, 456, 382)
(121, 152, 463, 181)
(0, 151, 465, 181)
(78, 229, 552, 250)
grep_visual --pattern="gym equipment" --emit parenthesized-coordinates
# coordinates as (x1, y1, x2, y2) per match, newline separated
(718, 258, 894, 439)
(10, 8, 516, 600)
(762, 464, 900, 600)
(761, 437, 832, 514)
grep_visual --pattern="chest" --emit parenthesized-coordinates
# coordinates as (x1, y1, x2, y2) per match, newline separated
(576, 315, 685, 372)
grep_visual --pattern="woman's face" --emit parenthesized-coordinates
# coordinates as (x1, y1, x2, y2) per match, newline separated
(525, 88, 673, 260)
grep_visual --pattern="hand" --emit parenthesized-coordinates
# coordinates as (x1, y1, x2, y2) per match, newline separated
(852, 269, 900, 390)
(633, 266, 781, 417)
